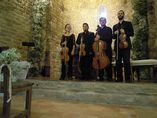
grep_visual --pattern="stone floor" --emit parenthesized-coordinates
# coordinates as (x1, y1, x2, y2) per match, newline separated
(1, 79, 157, 118)
(30, 80, 157, 107)
(1, 96, 157, 118)
(30, 100, 157, 118)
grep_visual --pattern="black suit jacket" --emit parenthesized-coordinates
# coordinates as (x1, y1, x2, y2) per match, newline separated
(97, 26, 112, 51)
(76, 31, 95, 55)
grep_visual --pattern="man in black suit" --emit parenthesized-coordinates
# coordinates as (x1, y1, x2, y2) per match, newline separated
(95, 17, 113, 81)
(76, 23, 95, 80)
(113, 10, 134, 82)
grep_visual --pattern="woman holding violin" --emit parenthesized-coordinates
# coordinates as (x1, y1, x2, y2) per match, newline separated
(94, 17, 113, 81)
(76, 23, 95, 80)
(113, 10, 134, 82)
(60, 24, 75, 80)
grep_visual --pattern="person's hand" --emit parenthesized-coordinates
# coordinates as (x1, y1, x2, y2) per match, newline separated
(114, 30, 119, 35)
(76, 44, 80, 48)
(94, 34, 100, 41)
(61, 41, 65, 47)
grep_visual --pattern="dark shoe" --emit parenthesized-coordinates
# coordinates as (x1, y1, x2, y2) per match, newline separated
(125, 80, 132, 83)
(99, 77, 104, 81)
(95, 77, 101, 81)
(106, 77, 112, 82)
(60, 77, 64, 80)
(107, 79, 113, 82)
(67, 77, 72, 80)
(115, 80, 123, 82)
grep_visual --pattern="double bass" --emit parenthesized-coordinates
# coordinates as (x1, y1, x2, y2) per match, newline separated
(92, 34, 109, 70)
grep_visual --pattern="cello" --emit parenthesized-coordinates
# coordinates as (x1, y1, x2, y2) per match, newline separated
(92, 25, 110, 79)
(92, 34, 109, 70)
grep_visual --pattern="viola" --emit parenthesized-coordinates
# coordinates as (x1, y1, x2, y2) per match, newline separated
(79, 37, 86, 56)
(119, 29, 128, 49)
(60, 38, 69, 63)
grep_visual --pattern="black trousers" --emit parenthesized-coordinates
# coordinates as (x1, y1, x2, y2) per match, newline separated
(115, 48, 131, 82)
(72, 55, 81, 79)
(98, 49, 112, 81)
(60, 56, 73, 80)
(79, 54, 93, 80)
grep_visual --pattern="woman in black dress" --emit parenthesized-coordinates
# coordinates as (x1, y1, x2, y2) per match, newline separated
(60, 24, 75, 80)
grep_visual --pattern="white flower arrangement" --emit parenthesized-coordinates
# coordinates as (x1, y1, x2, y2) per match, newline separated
(10, 61, 31, 80)
(0, 48, 31, 82)
(0, 48, 21, 64)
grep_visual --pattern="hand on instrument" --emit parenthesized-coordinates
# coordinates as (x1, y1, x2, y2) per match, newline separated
(114, 30, 119, 35)
(120, 28, 125, 34)
(61, 41, 66, 47)
(94, 34, 100, 41)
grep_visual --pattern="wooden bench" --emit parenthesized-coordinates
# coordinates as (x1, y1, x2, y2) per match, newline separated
(0, 65, 33, 118)
(112, 59, 157, 82)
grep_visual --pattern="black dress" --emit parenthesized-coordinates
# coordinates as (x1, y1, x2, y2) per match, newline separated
(60, 34, 75, 80)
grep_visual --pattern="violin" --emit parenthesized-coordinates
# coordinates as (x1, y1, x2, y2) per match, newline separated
(60, 37, 69, 63)
(79, 37, 86, 56)
(92, 34, 109, 70)
(119, 29, 128, 49)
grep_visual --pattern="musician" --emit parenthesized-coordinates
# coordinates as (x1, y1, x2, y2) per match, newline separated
(95, 17, 113, 81)
(113, 10, 134, 82)
(76, 23, 95, 80)
(60, 24, 75, 80)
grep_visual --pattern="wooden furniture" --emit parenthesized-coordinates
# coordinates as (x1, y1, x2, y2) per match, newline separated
(112, 59, 157, 82)
(0, 46, 9, 53)
(0, 65, 33, 118)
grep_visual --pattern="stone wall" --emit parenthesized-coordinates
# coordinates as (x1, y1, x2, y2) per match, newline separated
(63, 0, 133, 36)
(147, 0, 157, 58)
(50, 0, 133, 80)
(0, 0, 34, 59)
(50, 0, 68, 80)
